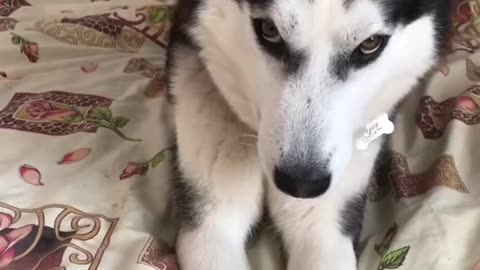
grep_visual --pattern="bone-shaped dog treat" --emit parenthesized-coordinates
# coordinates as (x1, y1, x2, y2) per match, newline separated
(356, 113, 394, 150)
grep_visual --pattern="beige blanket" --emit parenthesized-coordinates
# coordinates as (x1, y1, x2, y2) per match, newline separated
(0, 1, 479, 269)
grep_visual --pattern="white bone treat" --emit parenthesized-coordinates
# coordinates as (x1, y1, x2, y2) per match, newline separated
(356, 113, 395, 150)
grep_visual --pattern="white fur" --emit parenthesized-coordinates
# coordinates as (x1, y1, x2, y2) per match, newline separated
(172, 45, 264, 270)
(169, 0, 439, 269)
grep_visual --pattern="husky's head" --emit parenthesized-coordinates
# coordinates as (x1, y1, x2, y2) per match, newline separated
(172, 0, 451, 198)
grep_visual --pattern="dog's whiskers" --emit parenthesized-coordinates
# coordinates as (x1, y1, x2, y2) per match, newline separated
(235, 133, 258, 148)
(239, 133, 258, 139)
(238, 142, 257, 148)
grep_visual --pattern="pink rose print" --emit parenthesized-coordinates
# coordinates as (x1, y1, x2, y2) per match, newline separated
(25, 100, 82, 122)
(0, 18, 18, 32)
(0, 71, 22, 80)
(375, 224, 398, 256)
(11, 96, 141, 141)
(23, 43, 39, 63)
(416, 86, 480, 139)
(0, 212, 34, 268)
(18, 164, 43, 186)
(0, 0, 31, 17)
(457, 96, 480, 111)
(120, 163, 149, 180)
(80, 63, 99, 73)
(57, 148, 91, 165)
(438, 64, 450, 76)
(454, 0, 474, 25)
(138, 237, 178, 270)
(161, 255, 178, 270)
(374, 223, 410, 270)
(119, 146, 173, 180)
(10, 33, 39, 63)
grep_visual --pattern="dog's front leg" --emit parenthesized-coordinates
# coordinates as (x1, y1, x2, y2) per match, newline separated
(172, 58, 264, 270)
(173, 118, 264, 270)
(175, 173, 263, 270)
(267, 187, 365, 270)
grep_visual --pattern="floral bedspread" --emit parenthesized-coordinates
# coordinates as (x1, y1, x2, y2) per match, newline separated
(0, 0, 480, 270)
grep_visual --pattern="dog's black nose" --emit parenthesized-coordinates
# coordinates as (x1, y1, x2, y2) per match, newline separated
(274, 165, 331, 198)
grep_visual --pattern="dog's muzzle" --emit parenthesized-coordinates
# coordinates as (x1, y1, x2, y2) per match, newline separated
(274, 164, 331, 199)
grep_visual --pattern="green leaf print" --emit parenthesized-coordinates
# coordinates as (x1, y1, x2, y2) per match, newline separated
(112, 116, 129, 128)
(87, 107, 141, 142)
(10, 33, 39, 63)
(11, 34, 21, 45)
(65, 114, 84, 124)
(149, 8, 167, 24)
(119, 146, 173, 180)
(151, 151, 166, 168)
(93, 107, 113, 121)
(378, 246, 410, 270)
(375, 244, 388, 257)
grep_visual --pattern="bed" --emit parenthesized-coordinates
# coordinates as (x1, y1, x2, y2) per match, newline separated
(0, 0, 479, 269)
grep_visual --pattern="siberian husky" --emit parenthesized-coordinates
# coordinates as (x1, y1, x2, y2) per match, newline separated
(165, 0, 451, 269)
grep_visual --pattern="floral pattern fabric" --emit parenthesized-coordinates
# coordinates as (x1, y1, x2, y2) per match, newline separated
(0, 1, 176, 270)
(0, 0, 480, 270)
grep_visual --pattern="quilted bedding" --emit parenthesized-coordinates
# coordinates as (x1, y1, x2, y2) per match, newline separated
(0, 1, 479, 270)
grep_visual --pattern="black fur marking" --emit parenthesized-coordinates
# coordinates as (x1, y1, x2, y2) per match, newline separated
(378, 0, 452, 54)
(243, 0, 275, 8)
(331, 0, 452, 81)
(252, 19, 306, 74)
(330, 35, 391, 80)
(244, 0, 304, 74)
(245, 210, 270, 249)
(165, 0, 202, 103)
(340, 193, 367, 259)
(232, 0, 276, 12)
(343, 0, 355, 8)
(330, 52, 351, 81)
(285, 13, 299, 36)
(170, 145, 208, 230)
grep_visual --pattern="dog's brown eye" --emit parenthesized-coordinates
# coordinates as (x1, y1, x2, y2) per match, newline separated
(261, 20, 281, 43)
(359, 36, 385, 55)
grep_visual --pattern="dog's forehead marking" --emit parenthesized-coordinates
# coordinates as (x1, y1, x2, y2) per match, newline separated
(343, 0, 355, 8)
(271, 0, 384, 52)
(307, 0, 354, 6)
(274, 0, 346, 32)
(274, 0, 378, 32)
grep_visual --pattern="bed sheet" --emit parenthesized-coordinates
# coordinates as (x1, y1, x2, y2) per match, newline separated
(0, 1, 479, 270)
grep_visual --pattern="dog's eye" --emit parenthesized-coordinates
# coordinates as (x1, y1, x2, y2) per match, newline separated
(260, 20, 282, 43)
(349, 34, 390, 69)
(358, 35, 386, 55)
